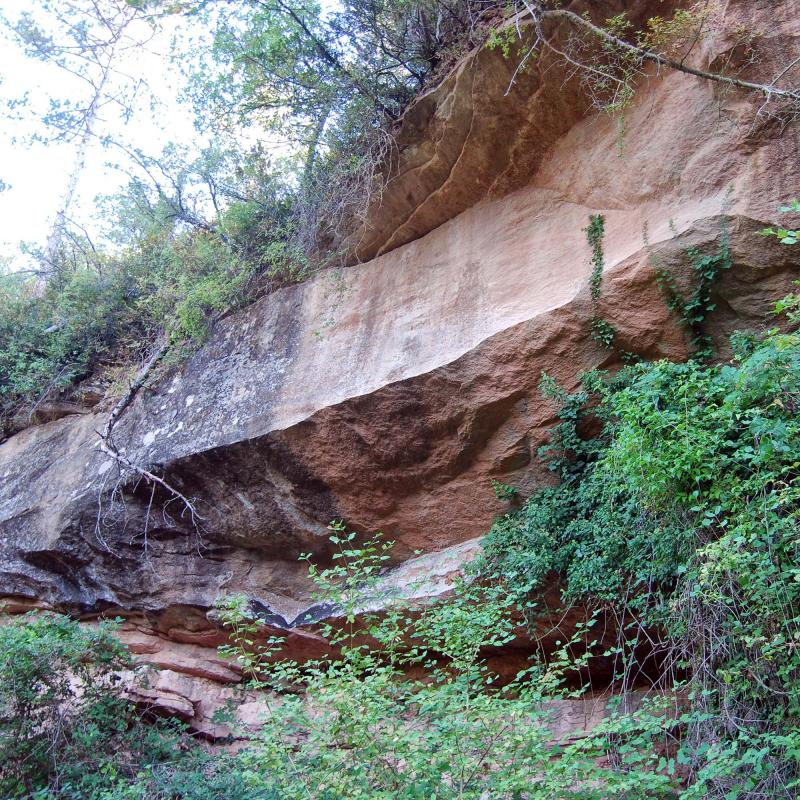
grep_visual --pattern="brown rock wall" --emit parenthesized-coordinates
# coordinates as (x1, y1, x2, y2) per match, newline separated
(347, 0, 795, 260)
(0, 0, 798, 711)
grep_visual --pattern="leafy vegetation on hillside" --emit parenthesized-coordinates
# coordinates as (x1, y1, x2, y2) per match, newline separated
(0, 143, 300, 436)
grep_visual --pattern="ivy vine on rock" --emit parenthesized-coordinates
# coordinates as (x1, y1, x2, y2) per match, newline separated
(584, 212, 621, 352)
(655, 227, 732, 360)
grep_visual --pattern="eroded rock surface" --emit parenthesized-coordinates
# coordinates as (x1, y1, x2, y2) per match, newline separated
(346, 0, 688, 262)
(1, 0, 798, 720)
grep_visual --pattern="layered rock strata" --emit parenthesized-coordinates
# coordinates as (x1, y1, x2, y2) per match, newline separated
(1, 0, 799, 730)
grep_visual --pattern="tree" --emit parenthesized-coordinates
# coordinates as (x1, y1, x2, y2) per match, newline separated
(2, 0, 158, 271)
(168, 0, 494, 254)
(167, 0, 800, 264)
(184, 0, 492, 140)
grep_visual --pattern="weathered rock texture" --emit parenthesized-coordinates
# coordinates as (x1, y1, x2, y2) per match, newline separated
(347, 0, 686, 262)
(1, 0, 799, 727)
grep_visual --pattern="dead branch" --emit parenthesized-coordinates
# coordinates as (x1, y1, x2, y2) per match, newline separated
(99, 337, 169, 445)
(96, 337, 205, 544)
(563, 10, 798, 100)
(518, 3, 800, 104)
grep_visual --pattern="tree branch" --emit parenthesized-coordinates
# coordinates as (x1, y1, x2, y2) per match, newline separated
(96, 338, 205, 533)
(524, 5, 800, 103)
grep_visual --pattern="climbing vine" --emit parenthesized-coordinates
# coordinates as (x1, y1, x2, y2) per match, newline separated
(587, 213, 606, 303)
(655, 228, 732, 360)
(584, 209, 733, 362)
(584, 213, 639, 360)
(584, 213, 621, 351)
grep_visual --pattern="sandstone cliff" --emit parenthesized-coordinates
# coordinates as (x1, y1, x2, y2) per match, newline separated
(1, 0, 798, 733)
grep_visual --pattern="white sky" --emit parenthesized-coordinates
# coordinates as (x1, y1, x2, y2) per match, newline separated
(0, 0, 200, 267)
(0, 0, 343, 270)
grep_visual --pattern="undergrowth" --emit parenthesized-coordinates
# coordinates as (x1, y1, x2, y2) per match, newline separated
(0, 181, 303, 438)
(484, 313, 800, 797)
(209, 525, 678, 799)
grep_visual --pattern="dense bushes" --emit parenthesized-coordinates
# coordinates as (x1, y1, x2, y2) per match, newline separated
(0, 612, 280, 799)
(0, 246, 234, 437)
(484, 318, 800, 797)
(0, 613, 159, 798)
(0, 145, 305, 437)
(0, 267, 131, 427)
(0, 569, 678, 799)
(207, 526, 679, 799)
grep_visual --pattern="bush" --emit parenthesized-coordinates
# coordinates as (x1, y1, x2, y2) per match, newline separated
(0, 612, 216, 800)
(211, 525, 679, 799)
(483, 319, 800, 797)
(0, 613, 130, 797)
(0, 156, 303, 438)
(0, 265, 130, 429)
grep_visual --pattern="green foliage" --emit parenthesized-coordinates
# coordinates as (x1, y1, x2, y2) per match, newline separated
(655, 226, 733, 360)
(0, 614, 148, 798)
(0, 612, 128, 797)
(775, 281, 800, 325)
(584, 213, 621, 351)
(491, 477, 519, 500)
(188, 0, 492, 134)
(0, 267, 122, 426)
(759, 199, 800, 245)
(0, 611, 255, 800)
(639, 6, 718, 56)
(487, 24, 524, 60)
(212, 522, 681, 799)
(586, 213, 606, 303)
(585, 210, 732, 363)
(91, 754, 280, 800)
(0, 144, 303, 436)
(483, 317, 800, 797)
(590, 315, 618, 348)
(179, 0, 496, 255)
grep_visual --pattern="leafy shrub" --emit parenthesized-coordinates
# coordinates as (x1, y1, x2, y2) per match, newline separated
(0, 611, 250, 800)
(213, 524, 681, 799)
(483, 317, 800, 797)
(0, 613, 134, 798)
(760, 199, 800, 245)
(0, 265, 132, 428)
(0, 149, 304, 436)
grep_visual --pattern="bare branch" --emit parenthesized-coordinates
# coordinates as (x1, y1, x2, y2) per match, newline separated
(96, 337, 205, 541)
(517, 4, 800, 104)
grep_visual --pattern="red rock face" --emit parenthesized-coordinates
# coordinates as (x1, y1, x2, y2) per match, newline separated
(0, 0, 798, 724)
(344, 0, 688, 262)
